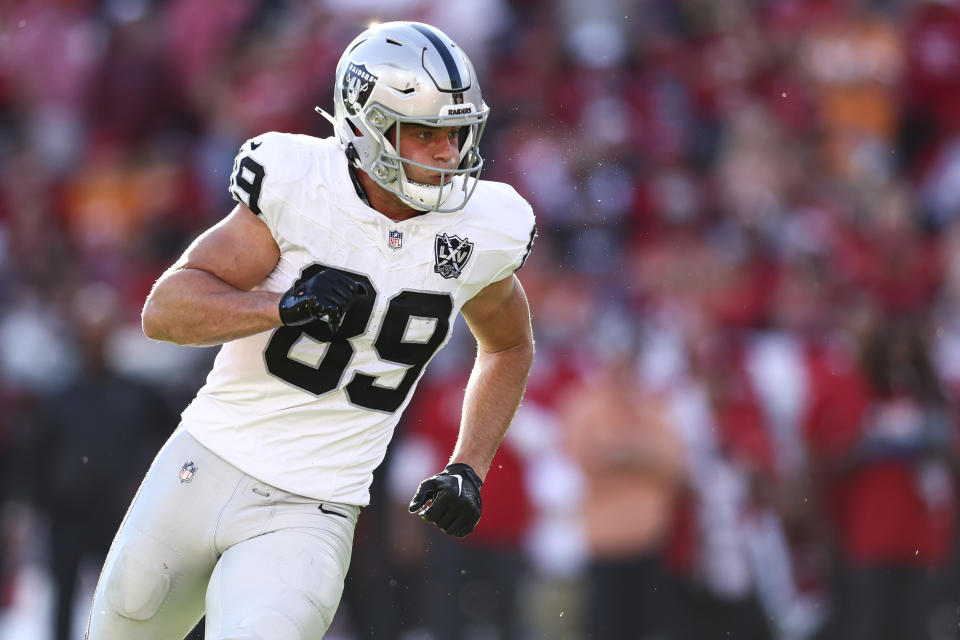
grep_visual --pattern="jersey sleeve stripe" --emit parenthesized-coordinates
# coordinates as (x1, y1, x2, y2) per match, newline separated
(517, 225, 537, 270)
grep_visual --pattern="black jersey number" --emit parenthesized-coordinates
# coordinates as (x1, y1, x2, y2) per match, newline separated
(264, 264, 453, 413)
(231, 156, 265, 215)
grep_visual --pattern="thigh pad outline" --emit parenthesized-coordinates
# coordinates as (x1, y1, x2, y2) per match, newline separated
(104, 531, 179, 621)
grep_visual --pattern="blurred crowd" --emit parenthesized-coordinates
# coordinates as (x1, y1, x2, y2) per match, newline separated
(2, 0, 960, 638)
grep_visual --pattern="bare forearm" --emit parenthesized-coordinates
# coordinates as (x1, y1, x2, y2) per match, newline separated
(142, 267, 282, 346)
(450, 341, 534, 481)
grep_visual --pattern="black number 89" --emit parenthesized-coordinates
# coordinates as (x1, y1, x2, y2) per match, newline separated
(264, 263, 453, 413)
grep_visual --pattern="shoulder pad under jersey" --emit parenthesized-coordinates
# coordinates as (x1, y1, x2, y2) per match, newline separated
(461, 180, 537, 281)
(228, 131, 314, 216)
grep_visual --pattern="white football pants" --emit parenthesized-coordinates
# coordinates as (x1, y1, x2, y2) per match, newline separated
(85, 428, 358, 640)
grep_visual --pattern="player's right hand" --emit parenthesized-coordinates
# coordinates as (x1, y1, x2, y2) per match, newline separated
(279, 268, 368, 332)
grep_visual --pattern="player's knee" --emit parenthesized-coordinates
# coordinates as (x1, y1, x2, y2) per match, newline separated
(219, 612, 305, 640)
(103, 536, 174, 621)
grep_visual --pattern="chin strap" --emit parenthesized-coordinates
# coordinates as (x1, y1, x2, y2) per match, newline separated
(347, 165, 371, 207)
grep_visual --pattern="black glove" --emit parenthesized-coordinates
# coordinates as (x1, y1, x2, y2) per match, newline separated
(408, 463, 483, 538)
(279, 268, 368, 333)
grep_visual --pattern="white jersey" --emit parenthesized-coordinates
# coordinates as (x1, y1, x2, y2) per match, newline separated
(180, 133, 535, 506)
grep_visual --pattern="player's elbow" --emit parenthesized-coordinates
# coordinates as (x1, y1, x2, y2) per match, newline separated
(516, 326, 535, 359)
(518, 337, 535, 369)
(141, 296, 177, 344)
(140, 300, 164, 341)
(485, 334, 534, 368)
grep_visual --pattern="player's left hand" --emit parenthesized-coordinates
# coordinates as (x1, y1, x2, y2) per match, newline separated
(278, 268, 368, 333)
(408, 463, 483, 538)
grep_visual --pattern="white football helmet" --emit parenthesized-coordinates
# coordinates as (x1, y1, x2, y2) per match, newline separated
(317, 21, 489, 212)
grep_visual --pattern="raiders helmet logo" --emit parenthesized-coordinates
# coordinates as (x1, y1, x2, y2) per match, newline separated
(434, 233, 474, 279)
(343, 62, 377, 115)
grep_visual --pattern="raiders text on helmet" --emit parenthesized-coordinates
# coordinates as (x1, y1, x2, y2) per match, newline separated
(316, 22, 489, 212)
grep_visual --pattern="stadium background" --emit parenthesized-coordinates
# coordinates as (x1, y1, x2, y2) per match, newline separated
(1, 0, 960, 638)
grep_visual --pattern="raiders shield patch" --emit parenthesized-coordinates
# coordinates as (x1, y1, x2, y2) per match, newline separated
(434, 233, 474, 279)
(342, 62, 377, 115)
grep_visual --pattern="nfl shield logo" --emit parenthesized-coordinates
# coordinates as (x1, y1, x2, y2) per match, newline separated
(179, 461, 197, 483)
(388, 230, 403, 250)
(434, 233, 474, 279)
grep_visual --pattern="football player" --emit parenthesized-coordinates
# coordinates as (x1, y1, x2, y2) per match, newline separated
(85, 21, 535, 640)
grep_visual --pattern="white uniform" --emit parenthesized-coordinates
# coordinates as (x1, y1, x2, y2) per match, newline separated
(86, 133, 535, 640)
(186, 132, 534, 505)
